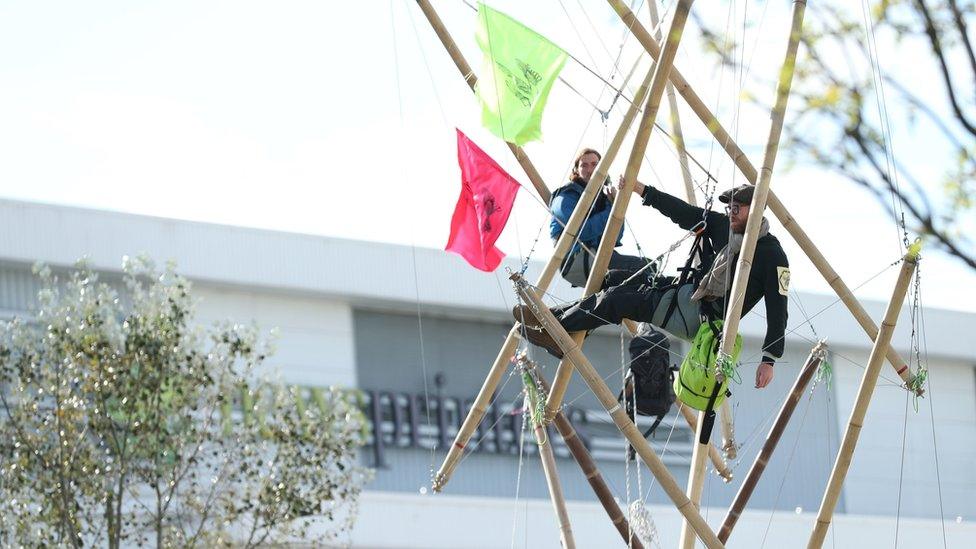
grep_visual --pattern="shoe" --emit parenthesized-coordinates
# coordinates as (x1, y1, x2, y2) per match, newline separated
(512, 305, 564, 359)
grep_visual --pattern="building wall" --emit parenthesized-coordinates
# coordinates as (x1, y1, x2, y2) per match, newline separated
(1, 200, 973, 545)
(4, 256, 972, 527)
(353, 309, 842, 516)
(831, 343, 976, 520)
(194, 284, 357, 387)
(0, 261, 357, 388)
(350, 492, 976, 549)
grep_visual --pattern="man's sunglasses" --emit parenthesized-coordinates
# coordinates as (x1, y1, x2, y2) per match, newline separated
(725, 204, 744, 215)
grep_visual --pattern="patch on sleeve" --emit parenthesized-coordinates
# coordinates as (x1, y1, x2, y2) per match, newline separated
(777, 266, 791, 296)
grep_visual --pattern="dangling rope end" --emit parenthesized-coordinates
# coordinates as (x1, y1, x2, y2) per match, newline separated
(906, 367, 928, 401)
(809, 339, 833, 391)
(516, 352, 549, 442)
(714, 350, 740, 385)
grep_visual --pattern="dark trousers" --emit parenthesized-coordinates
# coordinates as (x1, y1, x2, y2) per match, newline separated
(554, 278, 702, 341)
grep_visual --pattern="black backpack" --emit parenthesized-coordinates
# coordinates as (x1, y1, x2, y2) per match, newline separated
(624, 324, 675, 430)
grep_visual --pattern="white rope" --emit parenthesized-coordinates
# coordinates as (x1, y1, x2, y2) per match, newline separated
(390, 0, 439, 486)
(509, 395, 530, 549)
(759, 388, 817, 548)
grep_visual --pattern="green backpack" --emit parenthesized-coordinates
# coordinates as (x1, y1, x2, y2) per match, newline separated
(673, 320, 743, 412)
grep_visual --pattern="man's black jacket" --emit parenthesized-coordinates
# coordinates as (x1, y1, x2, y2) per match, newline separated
(641, 186, 789, 362)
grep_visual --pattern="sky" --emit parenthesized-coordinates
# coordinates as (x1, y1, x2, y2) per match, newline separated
(0, 0, 974, 318)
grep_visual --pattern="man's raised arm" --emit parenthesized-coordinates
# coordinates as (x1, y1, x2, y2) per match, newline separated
(623, 178, 725, 232)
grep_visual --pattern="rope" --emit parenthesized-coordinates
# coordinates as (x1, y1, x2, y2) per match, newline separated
(390, 0, 438, 486)
(906, 262, 928, 407)
(508, 394, 530, 549)
(857, 0, 912, 254)
(519, 363, 548, 445)
(402, 0, 450, 127)
(812, 356, 833, 392)
(759, 387, 817, 548)
(622, 328, 634, 548)
(916, 261, 948, 547)
(715, 349, 741, 385)
(894, 377, 911, 546)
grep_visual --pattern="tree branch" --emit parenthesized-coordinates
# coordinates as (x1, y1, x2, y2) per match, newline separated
(947, 0, 976, 98)
(914, 0, 976, 137)
(847, 118, 976, 268)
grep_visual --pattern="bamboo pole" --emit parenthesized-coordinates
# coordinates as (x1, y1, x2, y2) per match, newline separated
(647, 0, 696, 205)
(430, 13, 663, 492)
(718, 340, 827, 543)
(607, 0, 918, 390)
(512, 274, 726, 549)
(520, 358, 575, 549)
(679, 430, 710, 548)
(530, 361, 645, 549)
(413, 0, 549, 202)
(678, 404, 733, 483)
(680, 4, 806, 546)
(545, 0, 696, 420)
(808, 246, 920, 548)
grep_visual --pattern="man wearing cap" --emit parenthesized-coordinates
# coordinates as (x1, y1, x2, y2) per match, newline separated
(515, 181, 788, 389)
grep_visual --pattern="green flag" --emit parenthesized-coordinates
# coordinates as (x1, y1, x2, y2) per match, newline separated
(476, 4, 568, 146)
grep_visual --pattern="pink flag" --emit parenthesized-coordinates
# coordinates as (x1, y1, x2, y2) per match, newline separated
(445, 129, 520, 271)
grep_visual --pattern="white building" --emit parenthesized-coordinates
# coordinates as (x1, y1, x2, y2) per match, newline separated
(0, 198, 974, 548)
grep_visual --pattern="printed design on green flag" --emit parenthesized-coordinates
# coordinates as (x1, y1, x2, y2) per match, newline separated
(476, 4, 568, 146)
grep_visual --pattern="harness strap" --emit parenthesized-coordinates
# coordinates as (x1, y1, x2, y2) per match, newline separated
(660, 224, 711, 329)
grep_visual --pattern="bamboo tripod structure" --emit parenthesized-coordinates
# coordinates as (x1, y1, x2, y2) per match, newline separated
(543, 0, 695, 421)
(808, 245, 920, 548)
(423, 0, 731, 497)
(512, 274, 726, 549)
(679, 3, 806, 547)
(413, 4, 686, 534)
(518, 356, 575, 549)
(718, 340, 828, 543)
(608, 0, 919, 392)
(410, 1, 927, 546)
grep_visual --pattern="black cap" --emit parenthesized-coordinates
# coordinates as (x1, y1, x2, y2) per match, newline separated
(719, 184, 755, 205)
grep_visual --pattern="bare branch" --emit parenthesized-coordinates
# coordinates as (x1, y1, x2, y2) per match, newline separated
(914, 0, 976, 137)
(947, 0, 976, 97)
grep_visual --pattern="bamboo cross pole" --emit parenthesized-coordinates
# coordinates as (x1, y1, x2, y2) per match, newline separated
(544, 0, 696, 421)
(808, 245, 920, 548)
(520, 358, 575, 549)
(680, 3, 806, 546)
(413, 0, 549, 202)
(718, 340, 827, 543)
(608, 0, 918, 390)
(528, 359, 645, 549)
(765, 193, 918, 391)
(430, 11, 664, 491)
(512, 274, 726, 549)
(678, 404, 734, 483)
(647, 0, 696, 205)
